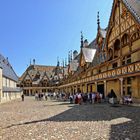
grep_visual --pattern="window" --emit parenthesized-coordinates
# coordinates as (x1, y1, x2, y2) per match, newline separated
(127, 87, 132, 95)
(127, 77, 131, 84)
(5, 78, 7, 87)
(112, 62, 118, 68)
(123, 78, 132, 96)
(114, 39, 120, 58)
(122, 55, 131, 65)
(121, 34, 129, 46)
(127, 55, 131, 64)
(108, 49, 113, 61)
(131, 32, 140, 42)
(122, 58, 125, 65)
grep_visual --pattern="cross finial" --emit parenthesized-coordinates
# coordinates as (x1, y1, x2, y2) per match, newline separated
(57, 57, 59, 66)
(81, 31, 84, 48)
(97, 11, 100, 30)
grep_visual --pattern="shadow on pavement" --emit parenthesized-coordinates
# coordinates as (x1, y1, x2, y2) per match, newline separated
(5, 101, 140, 139)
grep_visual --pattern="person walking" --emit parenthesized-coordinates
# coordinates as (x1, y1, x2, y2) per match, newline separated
(45, 94, 48, 101)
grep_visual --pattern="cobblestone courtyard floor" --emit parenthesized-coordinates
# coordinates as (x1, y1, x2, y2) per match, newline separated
(0, 97, 140, 140)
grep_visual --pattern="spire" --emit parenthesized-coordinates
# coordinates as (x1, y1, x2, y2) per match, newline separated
(70, 50, 72, 61)
(57, 57, 59, 66)
(33, 59, 35, 65)
(30, 59, 31, 66)
(62, 59, 65, 76)
(62, 59, 64, 68)
(65, 58, 67, 67)
(80, 31, 84, 48)
(68, 51, 71, 64)
(97, 11, 100, 30)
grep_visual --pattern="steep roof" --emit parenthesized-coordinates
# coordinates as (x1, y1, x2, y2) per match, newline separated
(69, 59, 79, 72)
(27, 65, 55, 72)
(123, 0, 140, 23)
(19, 65, 55, 80)
(99, 28, 107, 38)
(82, 48, 96, 63)
(88, 39, 97, 49)
(0, 54, 18, 82)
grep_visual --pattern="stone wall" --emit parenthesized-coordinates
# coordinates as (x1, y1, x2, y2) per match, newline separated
(0, 92, 21, 104)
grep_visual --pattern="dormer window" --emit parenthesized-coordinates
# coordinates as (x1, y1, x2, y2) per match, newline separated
(112, 62, 118, 68)
(121, 34, 129, 46)
(131, 32, 140, 42)
(114, 39, 120, 58)
(108, 49, 113, 61)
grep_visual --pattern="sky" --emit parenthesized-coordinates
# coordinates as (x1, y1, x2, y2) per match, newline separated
(0, 0, 113, 76)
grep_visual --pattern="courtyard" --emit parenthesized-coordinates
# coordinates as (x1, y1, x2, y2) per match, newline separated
(0, 97, 140, 140)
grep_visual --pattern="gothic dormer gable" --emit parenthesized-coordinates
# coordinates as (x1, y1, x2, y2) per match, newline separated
(33, 71, 40, 81)
(79, 51, 86, 67)
(22, 72, 32, 82)
(106, 0, 140, 49)
(41, 72, 49, 81)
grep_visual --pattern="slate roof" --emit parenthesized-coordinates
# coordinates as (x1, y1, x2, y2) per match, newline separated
(82, 48, 96, 63)
(19, 65, 56, 81)
(19, 64, 67, 86)
(123, 0, 140, 23)
(0, 54, 18, 82)
(69, 60, 79, 71)
(88, 39, 97, 49)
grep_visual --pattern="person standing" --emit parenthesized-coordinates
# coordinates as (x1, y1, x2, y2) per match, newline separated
(21, 94, 24, 101)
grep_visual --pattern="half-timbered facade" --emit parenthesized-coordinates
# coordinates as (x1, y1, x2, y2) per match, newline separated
(18, 61, 68, 95)
(57, 0, 140, 102)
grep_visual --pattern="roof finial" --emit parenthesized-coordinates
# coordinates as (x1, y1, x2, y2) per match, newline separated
(57, 57, 59, 66)
(30, 59, 31, 65)
(65, 58, 67, 67)
(81, 31, 84, 48)
(33, 59, 35, 65)
(97, 11, 100, 30)
(70, 50, 72, 61)
(68, 51, 71, 64)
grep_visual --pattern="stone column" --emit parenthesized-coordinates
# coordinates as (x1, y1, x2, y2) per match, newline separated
(104, 80, 107, 97)
(29, 89, 31, 96)
(119, 78, 123, 97)
(95, 82, 97, 92)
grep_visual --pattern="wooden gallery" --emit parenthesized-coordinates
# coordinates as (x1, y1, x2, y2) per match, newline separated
(58, 0, 140, 102)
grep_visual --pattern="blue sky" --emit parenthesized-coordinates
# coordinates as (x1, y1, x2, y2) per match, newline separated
(0, 0, 112, 76)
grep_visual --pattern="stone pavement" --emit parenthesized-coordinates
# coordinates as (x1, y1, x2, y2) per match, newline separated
(0, 97, 140, 140)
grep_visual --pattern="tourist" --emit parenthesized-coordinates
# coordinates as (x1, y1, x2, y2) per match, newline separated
(128, 95, 133, 104)
(108, 89, 117, 104)
(99, 93, 103, 103)
(92, 92, 96, 104)
(78, 93, 82, 105)
(21, 94, 24, 101)
(45, 94, 48, 101)
(69, 94, 73, 104)
(89, 92, 92, 104)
